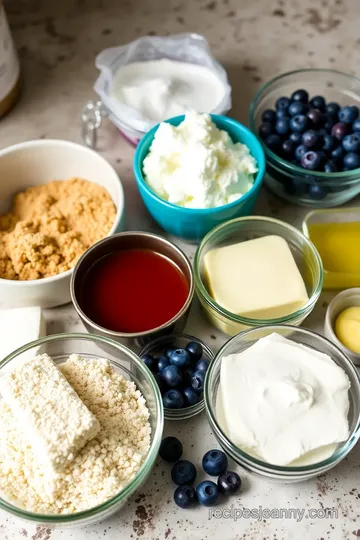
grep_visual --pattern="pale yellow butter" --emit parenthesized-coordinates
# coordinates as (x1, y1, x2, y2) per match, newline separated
(204, 235, 309, 320)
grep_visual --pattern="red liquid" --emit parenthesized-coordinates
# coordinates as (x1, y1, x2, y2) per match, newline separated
(80, 249, 189, 333)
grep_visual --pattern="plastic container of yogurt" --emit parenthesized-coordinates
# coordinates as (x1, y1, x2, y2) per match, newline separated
(82, 33, 232, 148)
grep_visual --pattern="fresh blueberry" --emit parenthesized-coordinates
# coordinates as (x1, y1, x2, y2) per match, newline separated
(194, 359, 209, 372)
(154, 373, 167, 393)
(323, 160, 338, 173)
(302, 130, 320, 148)
(275, 96, 290, 111)
(338, 105, 359, 124)
(163, 389, 184, 409)
(202, 449, 228, 476)
(307, 108, 323, 127)
(276, 109, 289, 119)
(182, 367, 194, 386)
(174, 485, 197, 509)
(332, 122, 352, 141)
(295, 144, 307, 161)
(183, 387, 200, 406)
(323, 114, 337, 132)
(169, 348, 191, 367)
(259, 122, 274, 138)
(331, 144, 345, 163)
(342, 133, 360, 153)
(309, 95, 326, 111)
(343, 152, 360, 170)
(161, 365, 183, 387)
(159, 436, 183, 462)
(191, 370, 206, 392)
(289, 132, 303, 144)
(157, 355, 170, 373)
(290, 89, 309, 103)
(196, 481, 219, 507)
(289, 114, 308, 133)
(308, 183, 328, 200)
(353, 118, 360, 132)
(301, 151, 322, 170)
(165, 347, 176, 359)
(171, 460, 197, 486)
(326, 102, 340, 117)
(217, 471, 242, 495)
(321, 134, 336, 152)
(265, 134, 282, 151)
(185, 341, 203, 361)
(275, 117, 290, 136)
(281, 139, 295, 158)
(141, 353, 156, 372)
(288, 101, 308, 116)
(261, 109, 276, 124)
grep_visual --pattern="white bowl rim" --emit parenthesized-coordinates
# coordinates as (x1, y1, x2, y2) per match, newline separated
(0, 139, 124, 287)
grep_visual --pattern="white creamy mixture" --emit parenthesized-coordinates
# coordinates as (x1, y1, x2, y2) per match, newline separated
(217, 333, 350, 466)
(110, 59, 226, 123)
(143, 112, 258, 209)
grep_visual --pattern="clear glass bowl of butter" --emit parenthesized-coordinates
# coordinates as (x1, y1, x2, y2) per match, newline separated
(0, 333, 163, 527)
(204, 325, 360, 482)
(194, 215, 323, 335)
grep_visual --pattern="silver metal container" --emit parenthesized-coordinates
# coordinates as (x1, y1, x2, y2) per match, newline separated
(70, 232, 194, 349)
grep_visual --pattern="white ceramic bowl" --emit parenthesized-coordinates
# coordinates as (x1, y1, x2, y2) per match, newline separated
(0, 140, 125, 308)
(325, 288, 360, 366)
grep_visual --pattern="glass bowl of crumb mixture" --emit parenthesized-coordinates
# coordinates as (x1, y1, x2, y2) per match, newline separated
(0, 333, 163, 527)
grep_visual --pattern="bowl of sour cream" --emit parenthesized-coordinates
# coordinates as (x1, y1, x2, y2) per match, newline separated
(204, 325, 360, 483)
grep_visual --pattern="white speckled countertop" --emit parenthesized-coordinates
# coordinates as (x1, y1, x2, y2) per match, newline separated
(1, 0, 360, 538)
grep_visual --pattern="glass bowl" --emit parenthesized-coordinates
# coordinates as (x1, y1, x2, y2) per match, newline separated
(194, 216, 323, 336)
(204, 325, 360, 482)
(0, 333, 163, 527)
(139, 333, 214, 420)
(249, 69, 360, 207)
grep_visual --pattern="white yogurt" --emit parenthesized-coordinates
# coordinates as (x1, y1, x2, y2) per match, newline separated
(110, 59, 226, 124)
(216, 333, 350, 467)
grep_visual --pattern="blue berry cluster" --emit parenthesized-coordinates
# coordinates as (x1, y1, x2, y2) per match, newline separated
(259, 88, 360, 172)
(159, 437, 241, 508)
(141, 340, 208, 409)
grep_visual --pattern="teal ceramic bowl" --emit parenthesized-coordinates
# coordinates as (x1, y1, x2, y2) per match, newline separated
(133, 114, 266, 241)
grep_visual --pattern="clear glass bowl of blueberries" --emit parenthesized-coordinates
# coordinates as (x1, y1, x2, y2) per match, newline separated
(139, 334, 214, 420)
(249, 69, 360, 207)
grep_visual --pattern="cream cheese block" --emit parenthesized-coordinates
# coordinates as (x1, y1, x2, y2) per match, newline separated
(204, 235, 309, 319)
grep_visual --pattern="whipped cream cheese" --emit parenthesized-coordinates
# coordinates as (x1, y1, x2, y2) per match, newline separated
(217, 333, 350, 466)
(143, 112, 258, 209)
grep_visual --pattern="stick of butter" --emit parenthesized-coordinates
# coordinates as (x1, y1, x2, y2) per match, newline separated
(204, 235, 309, 319)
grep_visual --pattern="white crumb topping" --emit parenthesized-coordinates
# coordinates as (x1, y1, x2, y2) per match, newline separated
(0, 354, 151, 514)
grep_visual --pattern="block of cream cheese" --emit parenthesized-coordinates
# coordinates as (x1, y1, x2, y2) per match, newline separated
(0, 307, 46, 368)
(204, 235, 309, 319)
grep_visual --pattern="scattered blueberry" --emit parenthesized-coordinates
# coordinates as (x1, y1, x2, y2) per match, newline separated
(174, 485, 197, 509)
(295, 144, 307, 161)
(343, 152, 360, 170)
(302, 130, 319, 148)
(275, 117, 290, 136)
(323, 160, 338, 173)
(191, 370, 206, 392)
(339, 105, 359, 124)
(159, 436, 183, 462)
(326, 102, 340, 117)
(185, 341, 203, 361)
(331, 144, 344, 163)
(157, 355, 170, 373)
(307, 108, 323, 127)
(275, 96, 290, 111)
(169, 348, 191, 368)
(301, 151, 322, 170)
(217, 471, 242, 495)
(141, 353, 156, 372)
(321, 134, 336, 152)
(288, 101, 308, 116)
(309, 95, 326, 111)
(353, 118, 360, 132)
(202, 449, 228, 476)
(332, 122, 351, 140)
(171, 460, 197, 486)
(259, 122, 274, 138)
(194, 358, 209, 372)
(289, 132, 303, 144)
(289, 114, 308, 133)
(161, 365, 183, 387)
(342, 133, 360, 153)
(308, 183, 328, 200)
(261, 109, 276, 124)
(163, 389, 184, 409)
(183, 387, 200, 406)
(196, 481, 219, 507)
(290, 89, 309, 103)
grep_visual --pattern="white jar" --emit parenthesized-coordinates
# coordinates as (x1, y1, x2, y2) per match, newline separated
(0, 2, 20, 119)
